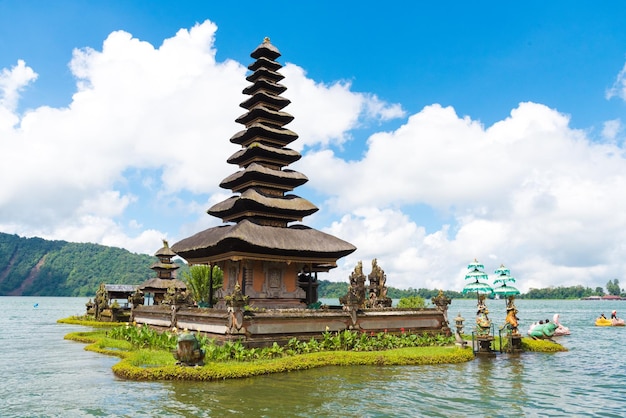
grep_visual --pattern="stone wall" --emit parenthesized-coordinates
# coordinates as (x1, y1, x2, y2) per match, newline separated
(132, 305, 450, 348)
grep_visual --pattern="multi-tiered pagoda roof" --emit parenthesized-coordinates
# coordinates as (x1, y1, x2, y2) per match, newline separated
(139, 240, 186, 299)
(172, 38, 355, 270)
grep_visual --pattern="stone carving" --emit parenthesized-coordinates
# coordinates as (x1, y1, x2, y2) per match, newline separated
(366, 259, 392, 308)
(85, 299, 95, 316)
(227, 265, 239, 292)
(503, 296, 520, 336)
(256, 263, 306, 300)
(475, 294, 492, 336)
(173, 332, 205, 366)
(225, 283, 249, 308)
(431, 289, 452, 332)
(340, 261, 367, 308)
(225, 284, 248, 335)
(162, 284, 193, 307)
(128, 289, 145, 308)
(267, 268, 282, 298)
(93, 283, 109, 320)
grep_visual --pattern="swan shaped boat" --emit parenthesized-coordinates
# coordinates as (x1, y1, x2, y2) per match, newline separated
(552, 314, 570, 336)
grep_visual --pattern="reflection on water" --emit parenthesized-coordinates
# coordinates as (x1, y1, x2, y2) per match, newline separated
(1, 297, 626, 417)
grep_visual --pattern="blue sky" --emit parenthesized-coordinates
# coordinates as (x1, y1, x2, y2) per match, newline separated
(2, 1, 626, 292)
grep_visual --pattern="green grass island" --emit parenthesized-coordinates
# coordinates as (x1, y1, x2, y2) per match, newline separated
(59, 317, 566, 382)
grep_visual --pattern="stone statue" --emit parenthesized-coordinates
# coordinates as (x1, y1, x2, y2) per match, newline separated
(128, 289, 145, 308)
(340, 261, 366, 308)
(173, 331, 205, 366)
(85, 299, 95, 316)
(225, 284, 248, 335)
(94, 283, 109, 320)
(431, 290, 452, 333)
(475, 294, 492, 336)
(503, 296, 520, 336)
(365, 259, 392, 308)
(163, 284, 193, 306)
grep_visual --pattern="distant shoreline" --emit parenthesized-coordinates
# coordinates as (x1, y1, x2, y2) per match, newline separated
(580, 296, 626, 301)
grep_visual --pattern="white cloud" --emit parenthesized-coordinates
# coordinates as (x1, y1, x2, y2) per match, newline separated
(0, 59, 38, 112)
(602, 119, 621, 141)
(76, 190, 135, 217)
(607, 62, 626, 100)
(281, 64, 405, 150)
(0, 60, 37, 131)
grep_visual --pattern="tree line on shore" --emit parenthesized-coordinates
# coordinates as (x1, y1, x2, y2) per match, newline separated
(317, 280, 624, 300)
(1, 232, 622, 299)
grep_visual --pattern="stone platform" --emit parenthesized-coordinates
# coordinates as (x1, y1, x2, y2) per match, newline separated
(133, 305, 450, 347)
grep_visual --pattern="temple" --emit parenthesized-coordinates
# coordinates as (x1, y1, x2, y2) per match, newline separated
(131, 38, 450, 346)
(171, 38, 356, 308)
(139, 240, 186, 305)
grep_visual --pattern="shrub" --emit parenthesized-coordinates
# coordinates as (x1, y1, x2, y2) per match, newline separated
(182, 265, 224, 306)
(397, 295, 427, 308)
(107, 324, 177, 350)
(521, 337, 568, 352)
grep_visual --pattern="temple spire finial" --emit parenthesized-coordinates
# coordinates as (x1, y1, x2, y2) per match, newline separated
(263, 36, 270, 43)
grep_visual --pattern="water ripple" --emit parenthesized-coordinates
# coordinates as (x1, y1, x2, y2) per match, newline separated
(3, 297, 626, 417)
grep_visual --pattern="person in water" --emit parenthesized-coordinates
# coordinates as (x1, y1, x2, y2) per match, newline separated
(611, 310, 618, 319)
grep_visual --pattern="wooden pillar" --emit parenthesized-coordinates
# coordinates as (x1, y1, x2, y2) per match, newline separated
(208, 263, 214, 308)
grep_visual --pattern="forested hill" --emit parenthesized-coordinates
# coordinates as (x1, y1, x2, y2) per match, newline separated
(0, 232, 158, 296)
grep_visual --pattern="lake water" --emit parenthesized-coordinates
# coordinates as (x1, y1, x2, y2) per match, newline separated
(1, 296, 625, 417)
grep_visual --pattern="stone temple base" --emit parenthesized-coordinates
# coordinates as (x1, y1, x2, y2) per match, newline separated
(508, 335, 523, 352)
(215, 298, 306, 310)
(133, 305, 450, 348)
(474, 336, 495, 355)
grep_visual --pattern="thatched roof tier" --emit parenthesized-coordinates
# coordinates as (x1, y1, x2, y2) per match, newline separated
(230, 123, 297, 147)
(235, 106, 293, 128)
(149, 261, 180, 271)
(208, 189, 318, 223)
(138, 278, 187, 292)
(240, 91, 290, 111)
(219, 163, 307, 193)
(245, 67, 285, 84)
(154, 240, 177, 257)
(242, 79, 287, 96)
(171, 219, 356, 265)
(248, 56, 281, 72)
(227, 142, 301, 168)
(250, 38, 281, 61)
